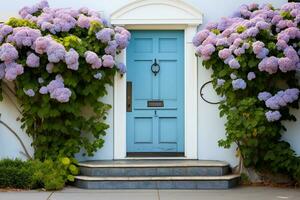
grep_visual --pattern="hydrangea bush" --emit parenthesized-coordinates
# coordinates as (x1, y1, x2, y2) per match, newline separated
(0, 1, 130, 160)
(194, 3, 300, 182)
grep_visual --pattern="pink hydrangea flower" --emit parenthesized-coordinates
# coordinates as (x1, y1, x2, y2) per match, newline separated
(218, 49, 232, 59)
(46, 63, 54, 73)
(258, 56, 279, 74)
(26, 53, 40, 68)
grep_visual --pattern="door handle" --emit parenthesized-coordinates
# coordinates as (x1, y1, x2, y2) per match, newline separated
(126, 81, 132, 112)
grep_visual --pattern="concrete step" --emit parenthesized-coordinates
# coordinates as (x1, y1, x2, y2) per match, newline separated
(78, 160, 230, 177)
(74, 174, 241, 189)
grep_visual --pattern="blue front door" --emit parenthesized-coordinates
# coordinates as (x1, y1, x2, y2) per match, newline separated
(126, 30, 184, 153)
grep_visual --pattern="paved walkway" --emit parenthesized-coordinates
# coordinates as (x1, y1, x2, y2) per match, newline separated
(0, 186, 299, 200)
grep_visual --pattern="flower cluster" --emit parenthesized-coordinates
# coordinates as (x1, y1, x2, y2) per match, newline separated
(0, 1, 131, 103)
(96, 26, 131, 56)
(19, 0, 104, 34)
(259, 88, 299, 109)
(194, 3, 300, 73)
(37, 75, 72, 103)
(193, 3, 300, 122)
(258, 88, 299, 122)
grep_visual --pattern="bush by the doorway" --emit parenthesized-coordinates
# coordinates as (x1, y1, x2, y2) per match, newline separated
(193, 3, 300, 183)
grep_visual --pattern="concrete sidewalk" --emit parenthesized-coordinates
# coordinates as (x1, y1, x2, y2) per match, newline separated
(0, 186, 299, 200)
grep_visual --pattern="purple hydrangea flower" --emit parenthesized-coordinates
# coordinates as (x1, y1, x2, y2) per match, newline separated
(115, 33, 129, 49)
(0, 43, 18, 63)
(256, 21, 270, 30)
(34, 36, 52, 54)
(50, 87, 72, 103)
(84, 51, 102, 69)
(276, 39, 288, 50)
(47, 79, 64, 94)
(96, 28, 114, 43)
(193, 30, 210, 46)
(218, 49, 232, 59)
(200, 44, 216, 59)
(258, 56, 279, 74)
(252, 41, 269, 59)
(105, 40, 118, 56)
(233, 47, 245, 56)
(232, 78, 246, 90)
(47, 42, 66, 63)
(265, 111, 281, 122)
(26, 53, 40, 67)
(228, 58, 240, 69)
(65, 48, 79, 70)
(77, 15, 91, 29)
(9, 27, 41, 47)
(230, 73, 237, 79)
(0, 25, 13, 36)
(217, 79, 225, 86)
(245, 27, 259, 37)
(284, 46, 299, 63)
(258, 92, 272, 101)
(117, 62, 126, 74)
(93, 72, 102, 80)
(247, 72, 256, 80)
(216, 38, 229, 47)
(102, 55, 115, 68)
(278, 57, 296, 72)
(4, 62, 24, 81)
(265, 88, 299, 109)
(24, 88, 35, 97)
(39, 86, 48, 94)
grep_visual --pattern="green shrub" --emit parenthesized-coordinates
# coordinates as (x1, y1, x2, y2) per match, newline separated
(29, 157, 79, 190)
(0, 158, 78, 190)
(0, 159, 34, 189)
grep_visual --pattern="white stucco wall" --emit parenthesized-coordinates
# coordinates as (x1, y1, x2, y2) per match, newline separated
(2, 0, 299, 167)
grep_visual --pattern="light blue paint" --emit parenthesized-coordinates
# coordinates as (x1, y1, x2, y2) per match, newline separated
(126, 30, 184, 153)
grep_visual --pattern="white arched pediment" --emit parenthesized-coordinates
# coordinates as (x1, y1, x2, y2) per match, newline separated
(111, 0, 203, 25)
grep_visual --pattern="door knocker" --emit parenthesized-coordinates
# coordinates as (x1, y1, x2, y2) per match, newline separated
(151, 59, 160, 76)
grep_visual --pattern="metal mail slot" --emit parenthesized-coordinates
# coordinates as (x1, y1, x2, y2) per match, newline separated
(147, 100, 164, 107)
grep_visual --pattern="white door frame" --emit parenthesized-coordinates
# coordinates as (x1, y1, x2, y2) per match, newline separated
(111, 0, 202, 159)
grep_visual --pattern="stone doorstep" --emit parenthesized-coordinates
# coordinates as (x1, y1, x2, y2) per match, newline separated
(78, 160, 229, 168)
(75, 174, 240, 181)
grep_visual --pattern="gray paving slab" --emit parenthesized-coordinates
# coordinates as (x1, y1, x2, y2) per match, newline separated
(159, 186, 300, 200)
(51, 189, 158, 200)
(0, 191, 52, 200)
(0, 186, 300, 200)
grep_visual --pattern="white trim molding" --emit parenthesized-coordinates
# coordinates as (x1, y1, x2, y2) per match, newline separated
(111, 0, 203, 26)
(112, 0, 202, 159)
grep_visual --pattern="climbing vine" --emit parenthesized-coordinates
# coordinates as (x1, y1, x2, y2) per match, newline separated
(0, 1, 130, 160)
(194, 3, 300, 182)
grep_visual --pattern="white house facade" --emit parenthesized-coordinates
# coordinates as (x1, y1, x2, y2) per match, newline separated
(1, 0, 299, 170)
